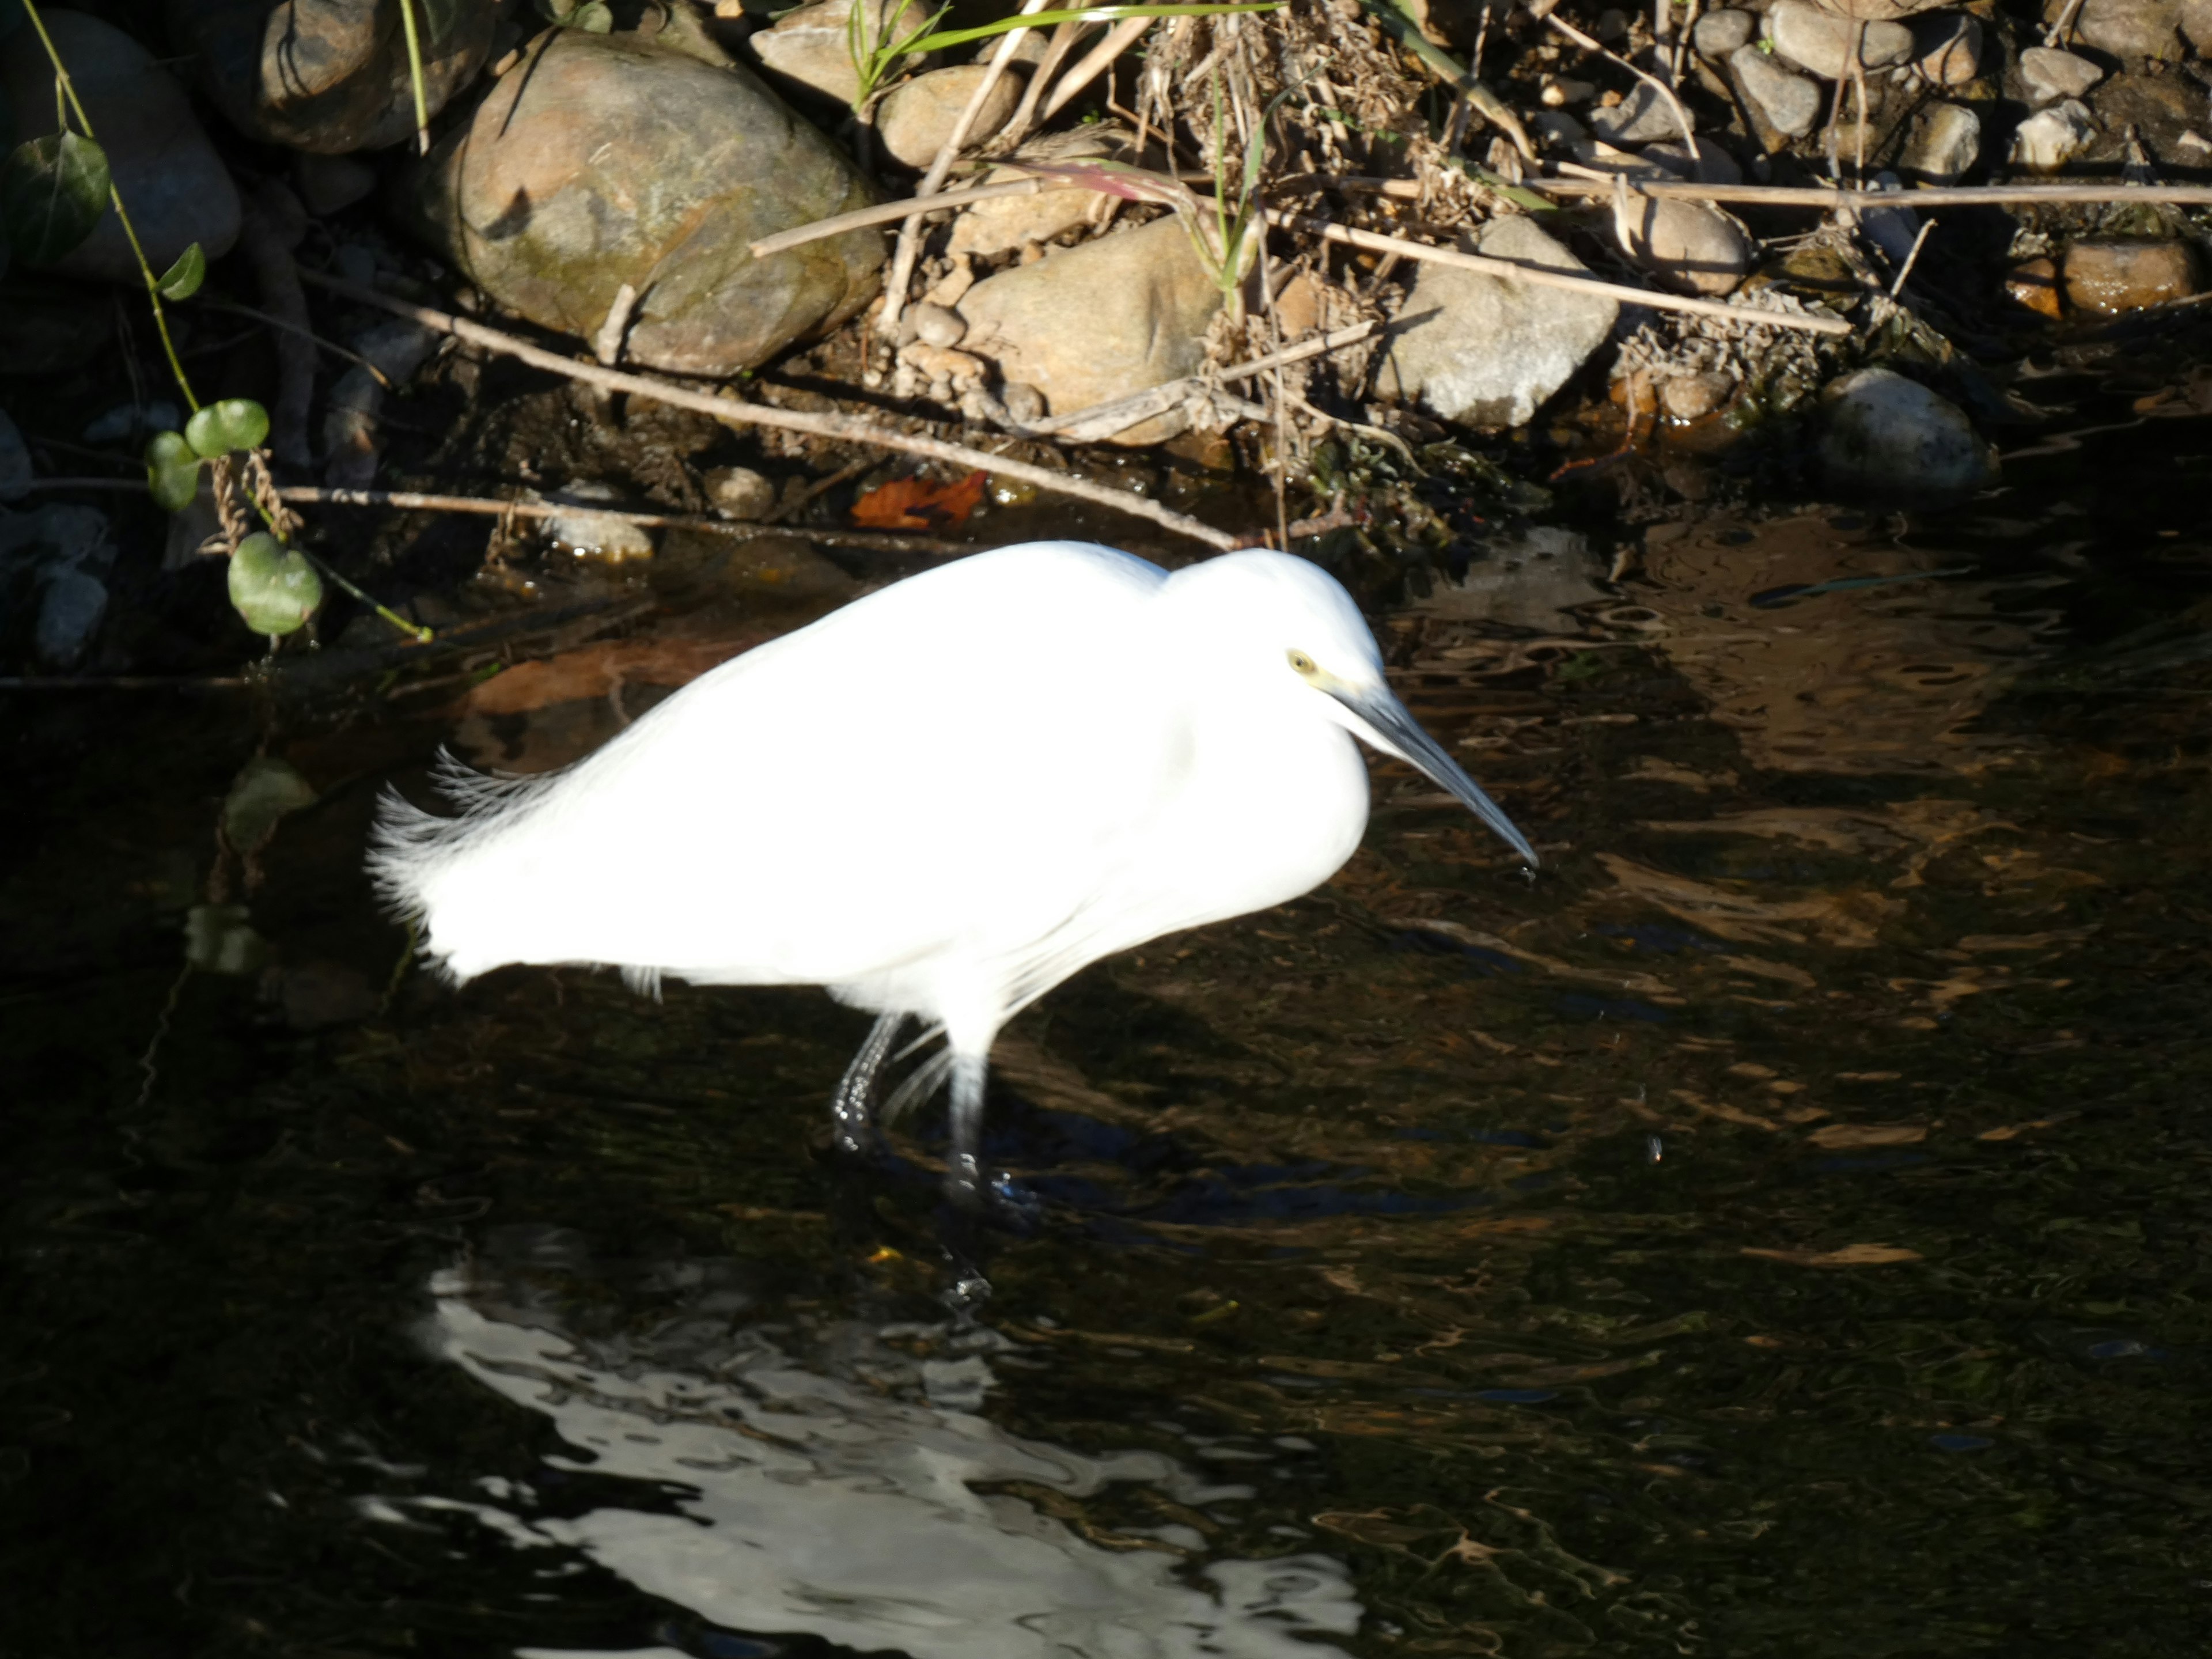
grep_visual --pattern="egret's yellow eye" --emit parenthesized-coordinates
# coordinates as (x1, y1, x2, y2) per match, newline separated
(1287, 650, 1318, 677)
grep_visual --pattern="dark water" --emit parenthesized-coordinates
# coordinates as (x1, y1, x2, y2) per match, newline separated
(9, 396, 2212, 1657)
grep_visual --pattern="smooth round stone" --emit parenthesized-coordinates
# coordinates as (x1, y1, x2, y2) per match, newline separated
(1820, 368, 1995, 505)
(1693, 7, 1757, 55)
(1731, 45, 1822, 138)
(705, 466, 777, 521)
(1620, 197, 1751, 297)
(1766, 0, 1915, 78)
(2063, 239, 2202, 313)
(876, 65, 1023, 169)
(908, 302, 968, 348)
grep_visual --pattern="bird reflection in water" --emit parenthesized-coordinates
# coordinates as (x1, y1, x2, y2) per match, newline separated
(369, 1232, 1359, 1659)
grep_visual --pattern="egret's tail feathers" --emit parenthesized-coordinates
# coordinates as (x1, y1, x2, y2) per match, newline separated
(365, 751, 565, 980)
(880, 1043, 957, 1123)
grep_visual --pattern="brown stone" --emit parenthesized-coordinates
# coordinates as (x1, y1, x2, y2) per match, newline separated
(2063, 239, 2203, 313)
(2005, 256, 2064, 319)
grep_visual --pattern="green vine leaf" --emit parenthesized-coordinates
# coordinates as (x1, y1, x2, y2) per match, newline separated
(184, 397, 271, 459)
(0, 130, 111, 266)
(156, 241, 206, 301)
(145, 430, 202, 513)
(228, 532, 323, 638)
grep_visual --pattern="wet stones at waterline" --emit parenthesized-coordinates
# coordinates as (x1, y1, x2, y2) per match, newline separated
(0, 10, 240, 282)
(1820, 368, 1997, 506)
(167, 0, 497, 153)
(407, 25, 882, 378)
(1373, 215, 1618, 430)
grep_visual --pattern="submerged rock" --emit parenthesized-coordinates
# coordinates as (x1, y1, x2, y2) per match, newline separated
(2064, 238, 2202, 312)
(410, 27, 882, 378)
(0, 11, 240, 282)
(1820, 368, 1995, 505)
(168, 0, 496, 153)
(705, 466, 778, 520)
(1373, 215, 1618, 429)
(956, 218, 1224, 446)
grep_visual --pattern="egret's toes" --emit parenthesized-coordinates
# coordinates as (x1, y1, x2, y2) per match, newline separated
(939, 1163, 1041, 1231)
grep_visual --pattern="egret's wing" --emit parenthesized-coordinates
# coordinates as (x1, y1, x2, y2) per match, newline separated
(383, 543, 1175, 988)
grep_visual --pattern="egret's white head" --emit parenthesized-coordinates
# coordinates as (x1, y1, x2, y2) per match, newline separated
(1164, 551, 1540, 868)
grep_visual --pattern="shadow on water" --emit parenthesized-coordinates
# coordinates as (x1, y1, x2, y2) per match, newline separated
(8, 397, 2212, 1656)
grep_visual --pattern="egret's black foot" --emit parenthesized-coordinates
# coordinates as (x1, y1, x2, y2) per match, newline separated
(940, 1158, 1042, 1232)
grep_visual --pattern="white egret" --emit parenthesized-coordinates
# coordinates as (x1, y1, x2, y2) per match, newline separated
(369, 543, 1536, 1208)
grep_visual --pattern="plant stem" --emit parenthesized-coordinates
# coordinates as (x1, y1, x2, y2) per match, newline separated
(17, 0, 200, 411)
(298, 551, 433, 642)
(396, 0, 433, 156)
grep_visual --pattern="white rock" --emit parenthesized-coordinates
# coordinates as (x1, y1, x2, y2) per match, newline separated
(876, 64, 1022, 169)
(543, 483, 654, 562)
(1373, 215, 1619, 429)
(1766, 0, 1915, 77)
(2012, 99, 2096, 171)
(1731, 45, 1822, 138)
(1820, 368, 1995, 503)
(1902, 101, 1982, 183)
(2019, 46, 2103, 105)
(705, 466, 777, 521)
(908, 301, 967, 347)
(959, 218, 1224, 446)
(1620, 198, 1752, 297)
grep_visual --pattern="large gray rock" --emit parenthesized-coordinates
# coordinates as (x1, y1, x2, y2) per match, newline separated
(167, 0, 497, 153)
(1820, 368, 1995, 505)
(956, 217, 1223, 446)
(1373, 215, 1618, 430)
(0, 12, 240, 281)
(410, 28, 882, 378)
(1766, 0, 1915, 77)
(1730, 44, 1821, 138)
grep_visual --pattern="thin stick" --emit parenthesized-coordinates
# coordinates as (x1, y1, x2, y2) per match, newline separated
(1544, 10, 1698, 158)
(1510, 177, 2212, 209)
(200, 299, 395, 387)
(881, 0, 1057, 340)
(296, 270, 1243, 550)
(1041, 13, 1155, 119)
(1000, 16, 1090, 147)
(750, 179, 1080, 259)
(1888, 216, 1935, 297)
(282, 487, 978, 554)
(1013, 321, 1372, 439)
(1268, 211, 1854, 335)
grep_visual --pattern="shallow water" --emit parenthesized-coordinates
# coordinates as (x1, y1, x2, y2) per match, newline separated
(8, 394, 2212, 1657)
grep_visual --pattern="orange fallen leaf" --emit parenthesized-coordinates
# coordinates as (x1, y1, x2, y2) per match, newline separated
(1742, 1243, 1924, 1267)
(1806, 1122, 1928, 1149)
(851, 469, 986, 529)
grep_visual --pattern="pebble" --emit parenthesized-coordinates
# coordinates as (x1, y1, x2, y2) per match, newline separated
(1000, 382, 1047, 424)
(1912, 13, 1983, 86)
(2011, 99, 2096, 171)
(2005, 256, 2065, 319)
(1766, 0, 1915, 77)
(1731, 44, 1822, 138)
(877, 63, 1024, 169)
(908, 302, 968, 348)
(1659, 370, 1737, 422)
(1620, 197, 1752, 297)
(2064, 238, 2202, 312)
(2019, 46, 2103, 105)
(0, 12, 241, 282)
(901, 342, 987, 384)
(1902, 101, 1982, 184)
(1541, 76, 1597, 105)
(1820, 368, 1995, 504)
(1692, 7, 1757, 55)
(1642, 135, 1745, 184)
(704, 465, 777, 520)
(1374, 215, 1619, 429)
(957, 218, 1223, 446)
(1589, 82, 1694, 145)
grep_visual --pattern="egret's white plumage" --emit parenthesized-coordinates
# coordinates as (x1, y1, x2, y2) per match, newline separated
(370, 543, 1535, 1202)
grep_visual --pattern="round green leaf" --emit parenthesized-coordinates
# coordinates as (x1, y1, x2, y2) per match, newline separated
(184, 397, 271, 459)
(228, 532, 323, 638)
(0, 130, 111, 266)
(156, 241, 206, 300)
(145, 430, 202, 512)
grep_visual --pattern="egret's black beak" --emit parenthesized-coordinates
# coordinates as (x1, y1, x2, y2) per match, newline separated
(1334, 685, 1540, 869)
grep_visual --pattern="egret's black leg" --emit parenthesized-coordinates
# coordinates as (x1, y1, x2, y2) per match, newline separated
(831, 1011, 906, 1157)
